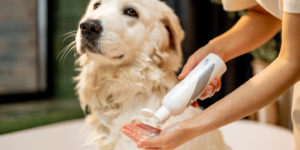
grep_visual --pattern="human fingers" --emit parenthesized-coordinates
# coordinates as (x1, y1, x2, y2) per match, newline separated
(210, 79, 219, 96)
(178, 55, 197, 80)
(144, 147, 160, 150)
(199, 85, 213, 100)
(144, 148, 156, 150)
(191, 101, 199, 108)
(135, 123, 161, 134)
(216, 77, 222, 91)
(209, 77, 222, 97)
(122, 129, 143, 143)
(123, 123, 154, 137)
(144, 148, 173, 150)
(178, 48, 211, 80)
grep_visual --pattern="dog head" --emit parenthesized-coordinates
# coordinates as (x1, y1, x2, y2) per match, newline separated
(76, 0, 184, 71)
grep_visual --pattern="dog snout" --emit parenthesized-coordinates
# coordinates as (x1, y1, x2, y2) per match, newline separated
(80, 20, 102, 37)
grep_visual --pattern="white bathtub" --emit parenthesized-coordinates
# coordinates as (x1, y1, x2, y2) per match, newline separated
(0, 120, 94, 150)
(0, 119, 295, 150)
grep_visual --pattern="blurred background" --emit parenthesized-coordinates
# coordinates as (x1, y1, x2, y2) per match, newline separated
(0, 0, 293, 138)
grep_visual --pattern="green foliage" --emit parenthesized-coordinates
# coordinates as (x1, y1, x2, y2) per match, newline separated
(250, 39, 278, 62)
(210, 0, 222, 5)
(209, 0, 281, 62)
(0, 101, 84, 135)
(53, 0, 90, 98)
(223, 8, 279, 62)
(226, 10, 248, 20)
(235, 10, 279, 62)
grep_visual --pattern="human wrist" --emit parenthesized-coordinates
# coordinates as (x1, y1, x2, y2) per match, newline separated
(207, 39, 226, 62)
(181, 115, 207, 138)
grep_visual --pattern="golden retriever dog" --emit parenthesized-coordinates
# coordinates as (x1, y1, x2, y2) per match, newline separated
(74, 0, 229, 149)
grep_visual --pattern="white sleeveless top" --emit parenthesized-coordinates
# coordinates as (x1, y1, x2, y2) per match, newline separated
(221, 0, 300, 19)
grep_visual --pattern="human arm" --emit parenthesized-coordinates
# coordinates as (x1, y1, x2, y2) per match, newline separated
(181, 0, 275, 103)
(123, 11, 300, 150)
(179, 5, 282, 101)
(179, 5, 282, 79)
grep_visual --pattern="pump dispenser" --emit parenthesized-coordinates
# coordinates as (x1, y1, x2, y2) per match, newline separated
(141, 53, 227, 124)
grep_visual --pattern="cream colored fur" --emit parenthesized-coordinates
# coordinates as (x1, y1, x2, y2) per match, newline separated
(74, 0, 229, 149)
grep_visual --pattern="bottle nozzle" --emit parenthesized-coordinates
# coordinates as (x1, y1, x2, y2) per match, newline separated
(153, 106, 171, 124)
(141, 107, 172, 124)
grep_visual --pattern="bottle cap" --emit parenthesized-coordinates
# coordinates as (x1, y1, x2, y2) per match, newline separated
(141, 108, 154, 118)
(153, 106, 171, 124)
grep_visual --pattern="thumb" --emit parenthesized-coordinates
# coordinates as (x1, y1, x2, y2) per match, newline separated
(137, 137, 163, 149)
(178, 56, 197, 80)
(179, 47, 212, 80)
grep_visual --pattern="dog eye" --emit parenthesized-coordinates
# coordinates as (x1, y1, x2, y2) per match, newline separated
(94, 3, 100, 9)
(124, 8, 138, 17)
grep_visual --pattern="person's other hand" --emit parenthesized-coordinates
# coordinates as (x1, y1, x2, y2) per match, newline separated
(178, 47, 222, 107)
(122, 123, 161, 143)
(122, 122, 196, 150)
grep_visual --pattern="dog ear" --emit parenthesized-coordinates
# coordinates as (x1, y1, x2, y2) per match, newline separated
(160, 3, 184, 57)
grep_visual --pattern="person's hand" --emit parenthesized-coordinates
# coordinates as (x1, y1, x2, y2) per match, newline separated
(178, 46, 222, 107)
(122, 122, 197, 150)
(122, 123, 161, 143)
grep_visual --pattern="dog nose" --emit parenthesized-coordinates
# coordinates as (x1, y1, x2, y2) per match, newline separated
(80, 21, 101, 36)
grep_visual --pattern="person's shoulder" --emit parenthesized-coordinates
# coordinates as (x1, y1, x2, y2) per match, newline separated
(222, 0, 258, 11)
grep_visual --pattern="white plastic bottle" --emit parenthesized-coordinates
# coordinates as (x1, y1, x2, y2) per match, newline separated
(141, 53, 227, 124)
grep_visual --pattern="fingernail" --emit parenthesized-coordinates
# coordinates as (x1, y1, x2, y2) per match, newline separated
(207, 90, 212, 97)
(178, 73, 183, 78)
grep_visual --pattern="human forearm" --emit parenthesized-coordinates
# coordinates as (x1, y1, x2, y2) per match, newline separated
(179, 5, 281, 80)
(128, 57, 300, 148)
(187, 56, 300, 137)
(122, 12, 300, 150)
(185, 11, 300, 143)
(209, 5, 282, 62)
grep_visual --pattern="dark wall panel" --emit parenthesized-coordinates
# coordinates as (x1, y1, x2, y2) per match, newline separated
(165, 0, 253, 108)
